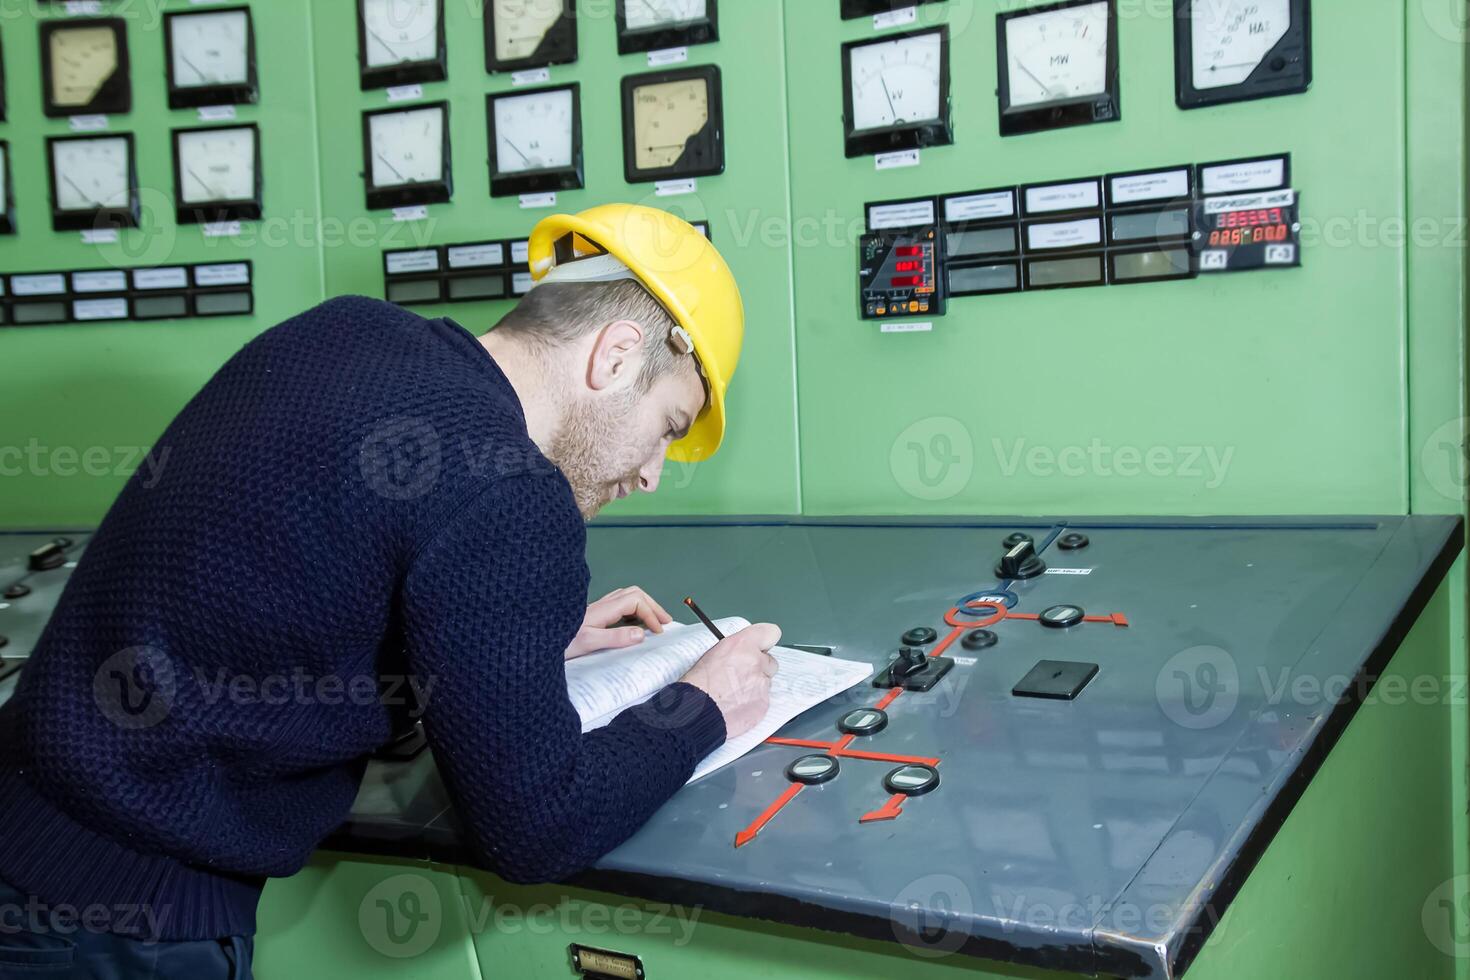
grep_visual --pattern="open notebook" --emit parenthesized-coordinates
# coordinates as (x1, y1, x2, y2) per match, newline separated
(565, 617, 873, 783)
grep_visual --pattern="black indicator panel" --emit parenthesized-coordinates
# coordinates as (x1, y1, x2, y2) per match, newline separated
(859, 226, 943, 320)
(1195, 189, 1301, 272)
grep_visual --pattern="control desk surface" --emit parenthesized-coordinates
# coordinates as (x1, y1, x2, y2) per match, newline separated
(1, 517, 1461, 979)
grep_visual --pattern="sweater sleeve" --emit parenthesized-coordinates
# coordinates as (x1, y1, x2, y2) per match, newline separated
(400, 472, 727, 883)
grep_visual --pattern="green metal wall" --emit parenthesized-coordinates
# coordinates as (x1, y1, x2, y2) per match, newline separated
(0, 1, 1462, 527)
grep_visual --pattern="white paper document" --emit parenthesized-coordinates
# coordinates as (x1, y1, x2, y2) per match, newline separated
(565, 617, 873, 783)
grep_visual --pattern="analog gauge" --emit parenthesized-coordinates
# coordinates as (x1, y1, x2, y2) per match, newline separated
(358, 0, 447, 88)
(173, 125, 261, 223)
(47, 134, 138, 231)
(841, 28, 952, 158)
(0, 141, 13, 234)
(1004, 1, 1109, 108)
(621, 65, 723, 182)
(1175, 0, 1310, 108)
(486, 0, 577, 72)
(616, 0, 717, 54)
(487, 83, 583, 196)
(165, 7, 257, 108)
(361, 102, 452, 209)
(40, 18, 131, 117)
(624, 0, 706, 30)
(995, 0, 1119, 135)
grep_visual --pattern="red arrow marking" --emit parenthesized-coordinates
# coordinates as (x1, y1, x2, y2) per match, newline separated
(735, 782, 804, 847)
(860, 793, 906, 823)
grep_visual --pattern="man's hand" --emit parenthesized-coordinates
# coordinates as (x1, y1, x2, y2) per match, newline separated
(564, 587, 674, 661)
(679, 623, 782, 738)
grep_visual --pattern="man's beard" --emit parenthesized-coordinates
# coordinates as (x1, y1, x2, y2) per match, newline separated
(549, 390, 645, 520)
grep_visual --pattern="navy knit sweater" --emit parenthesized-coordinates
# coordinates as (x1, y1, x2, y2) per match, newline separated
(0, 296, 726, 941)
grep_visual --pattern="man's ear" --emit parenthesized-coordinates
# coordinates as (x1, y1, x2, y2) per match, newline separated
(587, 319, 646, 393)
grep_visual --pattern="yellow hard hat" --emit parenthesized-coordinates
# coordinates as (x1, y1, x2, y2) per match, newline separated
(528, 204, 744, 463)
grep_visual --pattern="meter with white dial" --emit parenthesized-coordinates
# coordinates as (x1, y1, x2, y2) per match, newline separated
(41, 18, 131, 118)
(165, 7, 257, 109)
(621, 65, 723, 182)
(487, 83, 583, 197)
(616, 0, 717, 55)
(996, 0, 1119, 136)
(1175, 0, 1310, 108)
(47, 134, 138, 231)
(841, 28, 952, 158)
(173, 125, 261, 223)
(486, 0, 577, 72)
(358, 0, 446, 88)
(361, 102, 452, 209)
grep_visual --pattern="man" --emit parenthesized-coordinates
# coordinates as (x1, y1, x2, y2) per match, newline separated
(0, 205, 780, 978)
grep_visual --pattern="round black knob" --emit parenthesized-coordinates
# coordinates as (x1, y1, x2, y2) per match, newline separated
(3, 584, 30, 600)
(838, 707, 888, 737)
(1058, 532, 1090, 550)
(1040, 604, 1085, 629)
(961, 629, 997, 651)
(1002, 532, 1033, 548)
(786, 754, 840, 786)
(884, 763, 940, 797)
(901, 626, 938, 646)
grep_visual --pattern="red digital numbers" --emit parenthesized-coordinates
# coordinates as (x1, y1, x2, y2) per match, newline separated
(1208, 224, 1290, 247)
(1218, 208, 1284, 229)
(894, 260, 921, 272)
(894, 246, 924, 257)
(890, 275, 923, 287)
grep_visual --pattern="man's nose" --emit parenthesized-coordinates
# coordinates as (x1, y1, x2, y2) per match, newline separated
(638, 455, 664, 493)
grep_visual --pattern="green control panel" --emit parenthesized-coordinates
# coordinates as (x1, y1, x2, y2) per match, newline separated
(0, 1, 1461, 534)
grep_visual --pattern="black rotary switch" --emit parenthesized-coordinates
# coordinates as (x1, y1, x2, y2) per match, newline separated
(1002, 532, 1034, 548)
(28, 541, 67, 572)
(883, 764, 941, 797)
(961, 629, 998, 651)
(996, 539, 1046, 580)
(787, 754, 840, 785)
(901, 626, 938, 646)
(1039, 604, 1085, 629)
(838, 707, 888, 737)
(1058, 532, 1090, 551)
(893, 646, 929, 679)
(3, 584, 30, 600)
